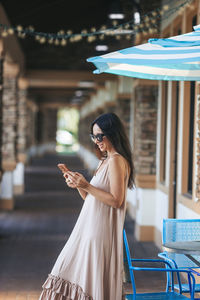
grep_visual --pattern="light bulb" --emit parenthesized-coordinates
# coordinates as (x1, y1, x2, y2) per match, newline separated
(48, 38, 54, 44)
(8, 28, 14, 35)
(54, 39, 59, 45)
(2, 30, 8, 37)
(17, 25, 23, 32)
(61, 39, 67, 46)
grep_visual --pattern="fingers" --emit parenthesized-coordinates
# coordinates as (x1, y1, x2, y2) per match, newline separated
(67, 171, 81, 177)
(63, 171, 86, 188)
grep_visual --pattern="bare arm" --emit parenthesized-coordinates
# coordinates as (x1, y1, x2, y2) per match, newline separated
(77, 188, 87, 200)
(67, 156, 127, 208)
(65, 160, 103, 200)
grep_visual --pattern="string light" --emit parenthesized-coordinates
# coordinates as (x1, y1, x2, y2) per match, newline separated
(99, 34, 105, 40)
(18, 32, 26, 38)
(28, 25, 35, 32)
(152, 11, 157, 17)
(8, 28, 14, 35)
(39, 37, 46, 43)
(48, 38, 54, 44)
(116, 35, 121, 40)
(163, 5, 169, 11)
(0, 0, 193, 46)
(126, 34, 131, 40)
(61, 39, 67, 46)
(81, 29, 88, 35)
(58, 30, 65, 35)
(70, 36, 75, 42)
(112, 20, 118, 26)
(2, 30, 8, 37)
(16, 25, 23, 32)
(100, 25, 107, 31)
(151, 19, 156, 24)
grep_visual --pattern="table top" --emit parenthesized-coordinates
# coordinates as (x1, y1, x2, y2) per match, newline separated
(163, 241, 200, 255)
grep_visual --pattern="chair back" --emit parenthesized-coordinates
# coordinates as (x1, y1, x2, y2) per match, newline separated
(123, 229, 136, 299)
(163, 219, 200, 267)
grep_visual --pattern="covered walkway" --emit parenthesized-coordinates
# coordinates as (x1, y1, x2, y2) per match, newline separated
(0, 153, 165, 299)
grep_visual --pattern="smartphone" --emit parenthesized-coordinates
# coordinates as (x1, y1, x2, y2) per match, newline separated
(57, 163, 70, 174)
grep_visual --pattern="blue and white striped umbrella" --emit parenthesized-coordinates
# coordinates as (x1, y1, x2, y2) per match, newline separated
(87, 24, 200, 81)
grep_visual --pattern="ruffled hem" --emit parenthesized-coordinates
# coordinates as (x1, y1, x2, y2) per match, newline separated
(38, 273, 93, 300)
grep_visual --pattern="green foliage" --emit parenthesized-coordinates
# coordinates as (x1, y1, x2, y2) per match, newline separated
(57, 108, 79, 140)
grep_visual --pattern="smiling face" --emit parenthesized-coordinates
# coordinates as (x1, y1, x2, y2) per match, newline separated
(92, 123, 113, 153)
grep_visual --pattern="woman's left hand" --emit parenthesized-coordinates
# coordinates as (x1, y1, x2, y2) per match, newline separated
(66, 171, 89, 189)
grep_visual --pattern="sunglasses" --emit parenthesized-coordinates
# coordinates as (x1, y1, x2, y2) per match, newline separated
(90, 133, 105, 142)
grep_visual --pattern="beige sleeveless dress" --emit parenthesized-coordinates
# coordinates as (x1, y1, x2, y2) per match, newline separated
(38, 153, 129, 300)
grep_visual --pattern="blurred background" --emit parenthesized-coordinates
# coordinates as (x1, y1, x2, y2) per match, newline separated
(0, 0, 199, 298)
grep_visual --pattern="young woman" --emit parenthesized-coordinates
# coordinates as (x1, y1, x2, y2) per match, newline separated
(39, 112, 135, 300)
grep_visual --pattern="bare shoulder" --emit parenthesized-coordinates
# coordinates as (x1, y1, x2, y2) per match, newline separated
(108, 153, 127, 171)
(109, 153, 130, 177)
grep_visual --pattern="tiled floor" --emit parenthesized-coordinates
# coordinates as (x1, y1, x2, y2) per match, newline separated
(0, 153, 166, 299)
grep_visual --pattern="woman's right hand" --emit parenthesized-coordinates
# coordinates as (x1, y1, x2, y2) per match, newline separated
(63, 172, 76, 188)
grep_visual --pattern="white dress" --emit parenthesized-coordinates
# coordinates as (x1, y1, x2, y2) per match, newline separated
(38, 153, 129, 300)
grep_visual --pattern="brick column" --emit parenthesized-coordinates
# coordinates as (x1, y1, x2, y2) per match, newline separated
(134, 85, 158, 186)
(78, 113, 97, 153)
(42, 107, 57, 143)
(134, 83, 158, 242)
(27, 100, 38, 149)
(116, 95, 131, 137)
(34, 106, 57, 155)
(13, 78, 28, 195)
(0, 61, 19, 210)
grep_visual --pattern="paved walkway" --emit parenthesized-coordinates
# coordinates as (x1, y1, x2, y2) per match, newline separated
(0, 153, 166, 299)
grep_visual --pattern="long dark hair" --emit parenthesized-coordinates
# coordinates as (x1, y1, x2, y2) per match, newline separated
(91, 112, 135, 189)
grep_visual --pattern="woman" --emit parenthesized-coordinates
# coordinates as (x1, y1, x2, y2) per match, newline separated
(38, 112, 135, 300)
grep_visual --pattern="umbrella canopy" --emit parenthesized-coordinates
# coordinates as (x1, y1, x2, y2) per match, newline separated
(87, 24, 200, 81)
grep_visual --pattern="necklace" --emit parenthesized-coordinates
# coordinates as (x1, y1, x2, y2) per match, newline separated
(94, 157, 107, 176)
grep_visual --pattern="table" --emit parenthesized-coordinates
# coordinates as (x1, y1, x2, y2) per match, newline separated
(163, 241, 200, 267)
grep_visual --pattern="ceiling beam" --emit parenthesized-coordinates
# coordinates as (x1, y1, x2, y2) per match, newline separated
(21, 70, 117, 89)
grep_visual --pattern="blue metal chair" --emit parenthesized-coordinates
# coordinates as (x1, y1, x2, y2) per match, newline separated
(123, 229, 196, 300)
(158, 219, 200, 295)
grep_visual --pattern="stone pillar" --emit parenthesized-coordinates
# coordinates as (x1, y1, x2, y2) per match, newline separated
(0, 61, 19, 210)
(27, 100, 38, 148)
(13, 78, 28, 195)
(13, 162, 25, 195)
(35, 106, 57, 155)
(133, 82, 158, 241)
(42, 107, 57, 143)
(116, 95, 131, 137)
(134, 85, 158, 181)
(79, 113, 97, 153)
